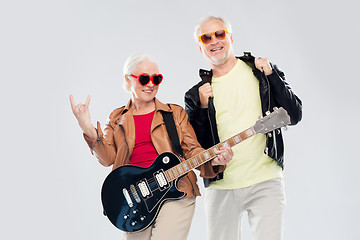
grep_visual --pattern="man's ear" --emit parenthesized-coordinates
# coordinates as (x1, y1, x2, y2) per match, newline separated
(230, 34, 234, 44)
(199, 44, 203, 53)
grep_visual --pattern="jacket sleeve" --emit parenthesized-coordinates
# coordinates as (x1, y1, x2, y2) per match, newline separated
(267, 64, 302, 125)
(173, 105, 225, 178)
(83, 120, 117, 167)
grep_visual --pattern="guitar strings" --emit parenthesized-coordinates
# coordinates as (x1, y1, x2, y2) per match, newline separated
(129, 147, 224, 195)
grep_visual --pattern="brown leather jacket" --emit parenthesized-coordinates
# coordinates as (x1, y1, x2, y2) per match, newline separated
(84, 98, 224, 197)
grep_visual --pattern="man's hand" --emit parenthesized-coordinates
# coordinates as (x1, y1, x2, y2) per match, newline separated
(211, 147, 234, 166)
(69, 94, 97, 139)
(255, 57, 273, 75)
(199, 83, 213, 108)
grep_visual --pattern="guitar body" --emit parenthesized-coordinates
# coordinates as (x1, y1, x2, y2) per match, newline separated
(101, 152, 185, 232)
(100, 107, 291, 233)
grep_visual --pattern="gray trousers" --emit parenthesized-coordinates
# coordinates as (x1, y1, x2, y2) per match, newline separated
(204, 178, 285, 240)
(123, 197, 196, 240)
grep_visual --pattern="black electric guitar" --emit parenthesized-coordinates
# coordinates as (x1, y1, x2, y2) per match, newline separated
(101, 107, 290, 232)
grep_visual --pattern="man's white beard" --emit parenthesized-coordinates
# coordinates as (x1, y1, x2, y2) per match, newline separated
(209, 54, 227, 66)
(205, 45, 233, 66)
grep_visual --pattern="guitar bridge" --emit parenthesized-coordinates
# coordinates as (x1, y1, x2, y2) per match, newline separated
(122, 188, 133, 208)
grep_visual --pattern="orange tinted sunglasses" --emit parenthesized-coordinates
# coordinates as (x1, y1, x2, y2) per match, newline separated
(198, 29, 228, 44)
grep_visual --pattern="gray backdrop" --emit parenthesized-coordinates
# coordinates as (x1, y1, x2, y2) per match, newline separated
(1, 0, 359, 239)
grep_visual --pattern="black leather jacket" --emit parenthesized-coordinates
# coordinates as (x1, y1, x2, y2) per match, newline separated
(185, 52, 302, 187)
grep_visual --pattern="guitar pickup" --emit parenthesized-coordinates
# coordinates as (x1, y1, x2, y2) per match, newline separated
(138, 179, 152, 199)
(154, 170, 170, 191)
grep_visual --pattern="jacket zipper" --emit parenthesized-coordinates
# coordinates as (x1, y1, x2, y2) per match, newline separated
(118, 123, 130, 163)
(263, 71, 271, 115)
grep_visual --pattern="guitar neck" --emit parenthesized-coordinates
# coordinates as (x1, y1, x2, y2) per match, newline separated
(164, 126, 256, 182)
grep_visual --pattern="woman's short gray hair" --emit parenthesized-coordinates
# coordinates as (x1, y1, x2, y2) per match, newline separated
(193, 16, 233, 42)
(122, 54, 158, 92)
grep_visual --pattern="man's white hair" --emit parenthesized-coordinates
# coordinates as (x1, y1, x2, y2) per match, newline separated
(122, 54, 158, 92)
(193, 16, 233, 43)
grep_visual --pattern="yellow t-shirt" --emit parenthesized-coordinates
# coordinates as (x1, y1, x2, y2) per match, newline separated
(210, 59, 283, 189)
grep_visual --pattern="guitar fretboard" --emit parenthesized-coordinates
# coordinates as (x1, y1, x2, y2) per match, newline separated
(164, 127, 256, 182)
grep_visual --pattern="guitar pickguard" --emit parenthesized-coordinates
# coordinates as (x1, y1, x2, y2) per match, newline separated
(101, 152, 185, 232)
(142, 179, 173, 213)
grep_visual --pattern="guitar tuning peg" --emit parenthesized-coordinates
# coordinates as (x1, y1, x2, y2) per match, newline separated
(265, 111, 271, 116)
(273, 107, 278, 111)
(258, 115, 263, 120)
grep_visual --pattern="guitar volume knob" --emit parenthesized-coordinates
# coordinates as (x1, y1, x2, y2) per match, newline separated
(140, 216, 146, 221)
(131, 221, 137, 226)
(123, 214, 129, 219)
(162, 156, 170, 164)
(132, 209, 138, 215)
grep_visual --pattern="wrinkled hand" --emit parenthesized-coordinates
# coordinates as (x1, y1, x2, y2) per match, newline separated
(211, 146, 234, 166)
(255, 57, 273, 75)
(198, 83, 213, 108)
(69, 94, 97, 139)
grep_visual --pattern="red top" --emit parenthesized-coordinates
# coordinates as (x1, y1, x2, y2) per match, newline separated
(129, 110, 159, 167)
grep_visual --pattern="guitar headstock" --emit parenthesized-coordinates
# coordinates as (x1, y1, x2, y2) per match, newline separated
(253, 107, 291, 134)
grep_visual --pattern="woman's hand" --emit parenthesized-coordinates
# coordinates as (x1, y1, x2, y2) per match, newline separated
(69, 94, 97, 139)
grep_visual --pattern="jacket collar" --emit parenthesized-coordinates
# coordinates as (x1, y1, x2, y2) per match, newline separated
(122, 97, 171, 113)
(118, 97, 171, 132)
(199, 52, 258, 81)
(154, 98, 172, 113)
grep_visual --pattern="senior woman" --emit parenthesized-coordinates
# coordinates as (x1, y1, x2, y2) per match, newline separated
(70, 54, 233, 240)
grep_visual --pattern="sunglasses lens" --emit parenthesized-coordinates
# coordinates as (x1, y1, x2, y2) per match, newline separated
(138, 75, 150, 85)
(215, 30, 226, 40)
(152, 75, 163, 85)
(200, 34, 212, 44)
